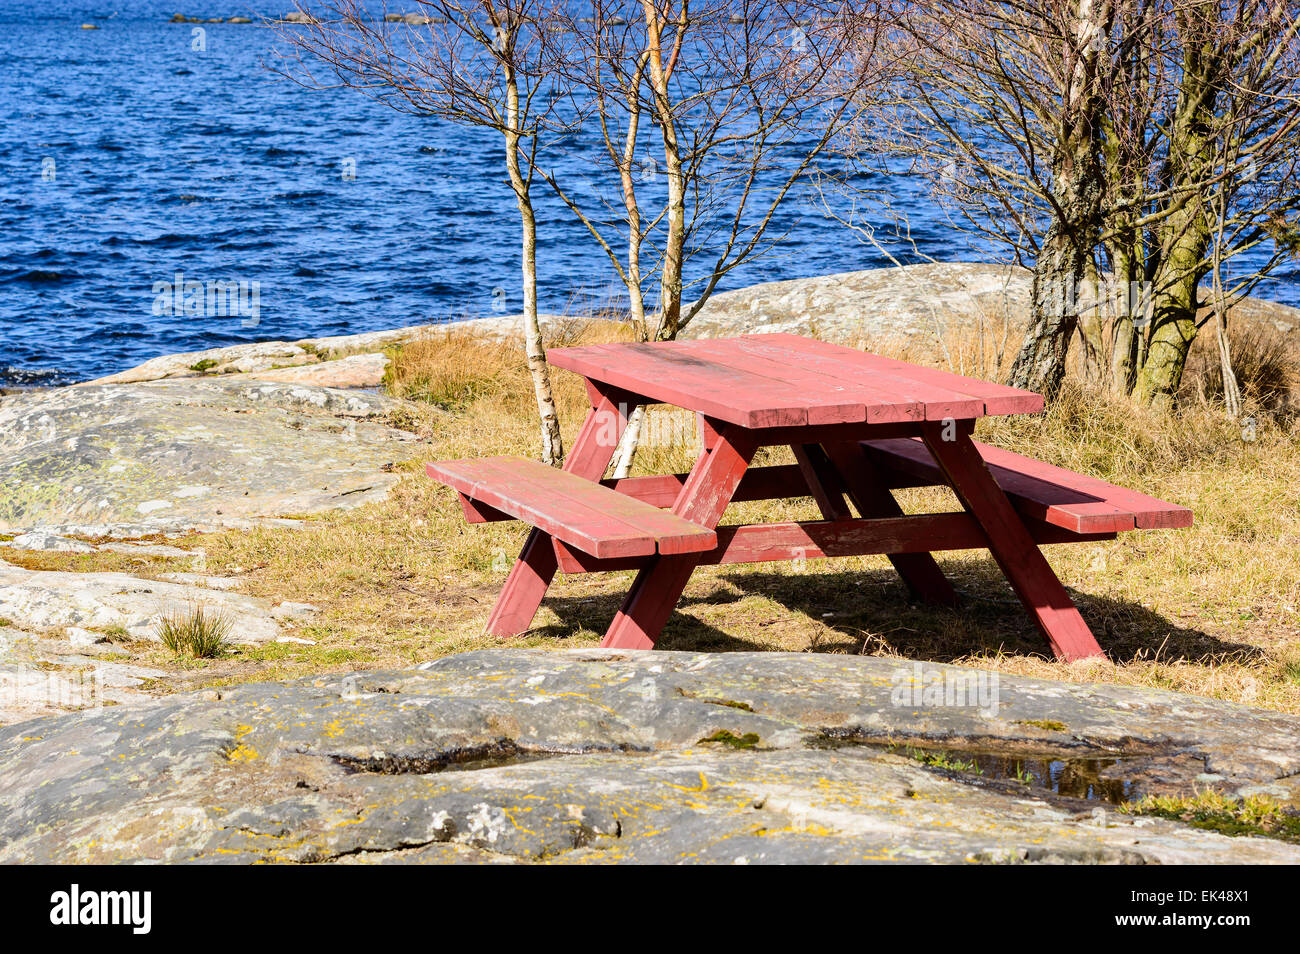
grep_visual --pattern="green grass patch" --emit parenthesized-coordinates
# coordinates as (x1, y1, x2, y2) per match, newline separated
(897, 746, 983, 775)
(241, 641, 365, 665)
(1121, 790, 1300, 843)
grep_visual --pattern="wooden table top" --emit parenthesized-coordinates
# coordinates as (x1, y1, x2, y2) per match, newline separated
(547, 333, 1044, 428)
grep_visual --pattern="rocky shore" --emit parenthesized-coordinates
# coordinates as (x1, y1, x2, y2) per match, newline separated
(2, 264, 1297, 863)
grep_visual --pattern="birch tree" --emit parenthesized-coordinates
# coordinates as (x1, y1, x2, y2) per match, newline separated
(272, 0, 569, 462)
(542, 0, 882, 341)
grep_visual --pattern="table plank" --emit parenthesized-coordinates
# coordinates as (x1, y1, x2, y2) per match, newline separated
(672, 339, 867, 425)
(548, 342, 808, 427)
(725, 335, 983, 421)
(744, 333, 1045, 416)
(548, 334, 1042, 428)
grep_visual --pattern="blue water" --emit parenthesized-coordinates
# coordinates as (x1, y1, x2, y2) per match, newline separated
(3, 4, 1297, 386)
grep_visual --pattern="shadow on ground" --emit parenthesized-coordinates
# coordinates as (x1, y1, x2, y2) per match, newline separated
(537, 558, 1262, 666)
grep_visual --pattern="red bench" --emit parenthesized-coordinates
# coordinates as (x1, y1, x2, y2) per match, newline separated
(427, 457, 717, 558)
(861, 438, 1193, 534)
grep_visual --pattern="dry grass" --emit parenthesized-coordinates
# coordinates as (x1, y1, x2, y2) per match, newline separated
(84, 318, 1300, 713)
(1183, 319, 1300, 413)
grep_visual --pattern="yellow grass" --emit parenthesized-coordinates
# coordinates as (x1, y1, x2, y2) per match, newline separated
(26, 317, 1297, 712)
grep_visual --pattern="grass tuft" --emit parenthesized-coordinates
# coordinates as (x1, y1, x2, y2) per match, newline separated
(1184, 320, 1300, 413)
(158, 606, 232, 659)
(896, 745, 983, 774)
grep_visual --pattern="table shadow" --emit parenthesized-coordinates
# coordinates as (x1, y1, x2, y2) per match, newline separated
(538, 563, 1263, 666)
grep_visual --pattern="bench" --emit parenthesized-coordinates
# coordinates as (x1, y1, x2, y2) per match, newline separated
(426, 456, 717, 559)
(861, 438, 1193, 534)
(430, 439, 1190, 570)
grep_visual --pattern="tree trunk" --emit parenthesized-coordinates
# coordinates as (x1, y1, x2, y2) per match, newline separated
(1006, 0, 1112, 399)
(610, 405, 645, 479)
(1129, 8, 1219, 410)
(504, 74, 564, 466)
(620, 54, 650, 341)
(1216, 311, 1242, 416)
(1107, 247, 1141, 394)
(1075, 258, 1106, 386)
(1132, 271, 1198, 410)
(1009, 224, 1089, 398)
(641, 0, 687, 341)
(1131, 315, 1196, 410)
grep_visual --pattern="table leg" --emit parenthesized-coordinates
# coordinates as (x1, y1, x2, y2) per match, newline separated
(919, 423, 1105, 661)
(483, 386, 633, 637)
(602, 420, 758, 649)
(792, 444, 853, 520)
(822, 442, 959, 606)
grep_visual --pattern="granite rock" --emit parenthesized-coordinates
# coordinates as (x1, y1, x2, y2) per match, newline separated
(2, 650, 1297, 864)
(0, 378, 421, 533)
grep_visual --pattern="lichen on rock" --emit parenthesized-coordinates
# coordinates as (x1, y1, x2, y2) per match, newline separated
(0, 378, 422, 533)
(2, 650, 1298, 864)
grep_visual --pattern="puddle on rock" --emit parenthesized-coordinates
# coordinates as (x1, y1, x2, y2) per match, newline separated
(329, 740, 653, 776)
(331, 740, 551, 775)
(951, 751, 1140, 804)
(816, 733, 1144, 804)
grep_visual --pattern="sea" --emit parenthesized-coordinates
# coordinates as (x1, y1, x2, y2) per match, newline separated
(3, 1, 1296, 385)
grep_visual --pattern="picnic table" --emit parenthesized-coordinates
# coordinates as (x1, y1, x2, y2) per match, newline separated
(428, 333, 1191, 661)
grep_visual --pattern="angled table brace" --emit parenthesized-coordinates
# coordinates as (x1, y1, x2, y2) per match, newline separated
(601, 419, 759, 649)
(919, 422, 1105, 660)
(822, 441, 960, 607)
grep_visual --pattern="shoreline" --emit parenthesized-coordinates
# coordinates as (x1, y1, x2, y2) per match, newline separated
(7, 264, 1297, 393)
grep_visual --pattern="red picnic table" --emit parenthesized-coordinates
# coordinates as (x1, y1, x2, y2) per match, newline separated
(428, 333, 1191, 661)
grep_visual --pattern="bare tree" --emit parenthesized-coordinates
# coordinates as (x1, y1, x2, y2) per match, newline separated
(845, 0, 1118, 400)
(846, 0, 1300, 408)
(271, 1, 569, 463)
(541, 1, 883, 342)
(1103, 0, 1300, 408)
(532, 2, 883, 473)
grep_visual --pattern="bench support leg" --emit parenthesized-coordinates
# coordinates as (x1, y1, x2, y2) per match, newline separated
(483, 527, 560, 636)
(920, 423, 1105, 661)
(602, 421, 758, 649)
(483, 387, 634, 637)
(822, 442, 959, 607)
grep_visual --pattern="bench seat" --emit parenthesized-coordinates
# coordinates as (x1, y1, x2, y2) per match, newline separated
(862, 438, 1193, 534)
(426, 456, 717, 559)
